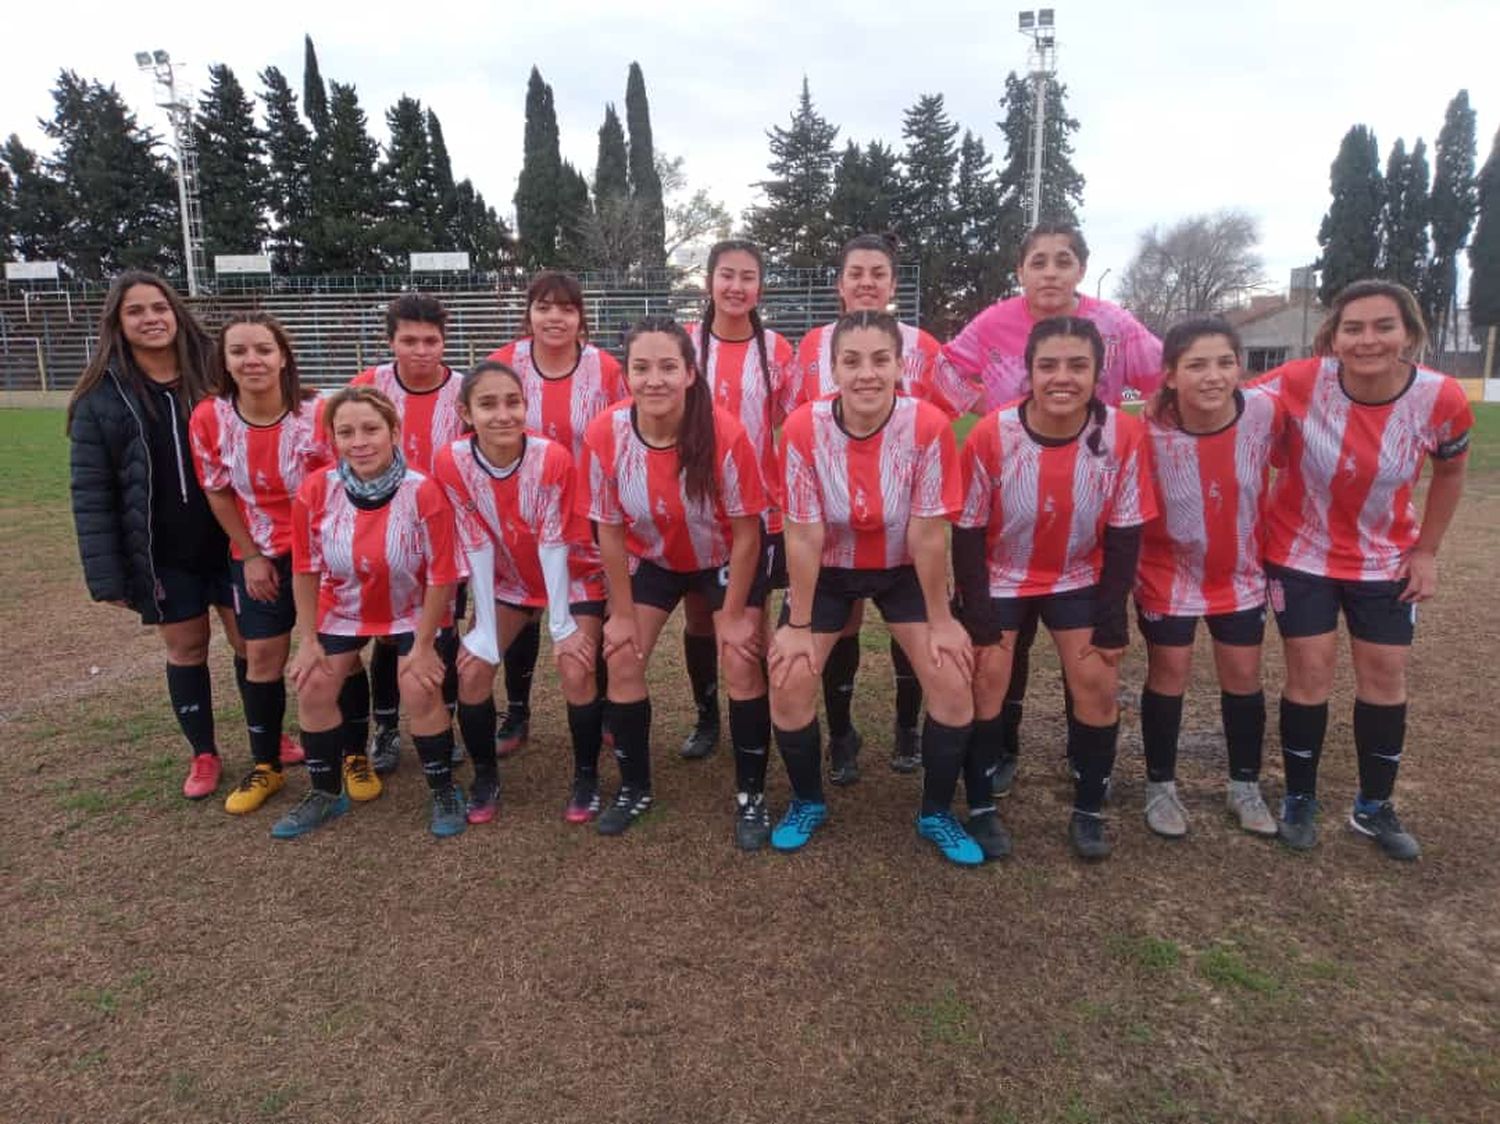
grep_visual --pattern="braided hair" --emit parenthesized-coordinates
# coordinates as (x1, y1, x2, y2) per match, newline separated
(701, 239, 774, 408)
(625, 316, 719, 508)
(1024, 316, 1109, 456)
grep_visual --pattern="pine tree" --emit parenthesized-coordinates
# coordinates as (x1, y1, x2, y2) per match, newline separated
(625, 62, 665, 270)
(996, 71, 1085, 227)
(1378, 138, 1430, 295)
(379, 95, 437, 257)
(258, 66, 313, 273)
(0, 159, 12, 257)
(1, 135, 62, 261)
(426, 109, 461, 247)
(1469, 125, 1500, 334)
(451, 179, 513, 271)
(556, 161, 593, 270)
(745, 77, 839, 269)
(514, 67, 563, 268)
(194, 63, 267, 263)
(591, 104, 634, 272)
(1427, 90, 1478, 349)
(828, 140, 901, 242)
(1316, 125, 1384, 305)
(303, 35, 329, 137)
(897, 94, 962, 333)
(595, 104, 630, 203)
(308, 80, 385, 273)
(952, 130, 1017, 325)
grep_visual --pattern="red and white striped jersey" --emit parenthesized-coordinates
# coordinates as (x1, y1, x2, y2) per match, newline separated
(957, 403, 1156, 598)
(1257, 357, 1473, 581)
(350, 363, 466, 474)
(792, 321, 976, 419)
(1136, 389, 1282, 617)
(432, 434, 605, 607)
(578, 402, 768, 573)
(189, 396, 331, 560)
(485, 339, 624, 461)
(292, 467, 466, 637)
(781, 396, 961, 570)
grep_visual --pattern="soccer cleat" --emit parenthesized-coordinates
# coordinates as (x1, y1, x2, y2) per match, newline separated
(271, 790, 351, 839)
(991, 752, 1019, 798)
(429, 783, 468, 838)
(564, 774, 601, 824)
(678, 719, 720, 761)
(224, 764, 284, 815)
(890, 724, 921, 774)
(734, 792, 771, 852)
(1226, 780, 1278, 837)
(828, 729, 863, 786)
(467, 772, 499, 825)
(496, 713, 529, 758)
(342, 754, 383, 802)
(965, 809, 1013, 861)
(1349, 801, 1420, 861)
(1144, 780, 1189, 838)
(596, 785, 653, 836)
(369, 726, 401, 775)
(278, 735, 306, 767)
(182, 753, 222, 800)
(771, 799, 828, 852)
(1068, 811, 1112, 860)
(1278, 793, 1319, 852)
(917, 811, 985, 867)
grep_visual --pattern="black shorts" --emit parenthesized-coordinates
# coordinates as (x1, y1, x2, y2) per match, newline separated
(1266, 563, 1415, 646)
(1136, 604, 1267, 648)
(631, 558, 768, 614)
(150, 563, 233, 626)
(497, 598, 607, 619)
(783, 565, 927, 633)
(763, 528, 789, 591)
(961, 586, 1097, 647)
(319, 632, 417, 657)
(231, 554, 297, 640)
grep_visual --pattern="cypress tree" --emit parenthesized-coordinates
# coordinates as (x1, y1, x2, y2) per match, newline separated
(995, 71, 1085, 227)
(556, 161, 593, 270)
(625, 62, 665, 270)
(1427, 90, 1478, 349)
(303, 35, 329, 137)
(194, 63, 268, 262)
(1378, 138, 1430, 295)
(593, 104, 634, 272)
(745, 77, 839, 269)
(897, 94, 962, 333)
(1468, 125, 1500, 334)
(258, 66, 313, 273)
(310, 80, 384, 272)
(427, 108, 461, 246)
(379, 95, 437, 256)
(595, 104, 630, 204)
(514, 67, 562, 268)
(1316, 125, 1384, 305)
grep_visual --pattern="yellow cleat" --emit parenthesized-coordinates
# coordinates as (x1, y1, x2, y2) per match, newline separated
(343, 754, 383, 802)
(224, 764, 285, 815)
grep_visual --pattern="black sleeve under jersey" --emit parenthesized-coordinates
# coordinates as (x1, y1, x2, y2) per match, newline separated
(952, 526, 995, 638)
(1092, 524, 1143, 650)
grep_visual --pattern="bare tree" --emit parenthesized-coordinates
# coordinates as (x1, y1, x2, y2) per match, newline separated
(1116, 210, 1268, 335)
(578, 152, 730, 276)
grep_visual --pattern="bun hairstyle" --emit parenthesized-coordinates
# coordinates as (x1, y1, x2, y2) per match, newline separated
(1017, 222, 1090, 268)
(1024, 315, 1109, 456)
(1149, 316, 1242, 429)
(701, 239, 773, 405)
(520, 270, 590, 341)
(1312, 278, 1428, 359)
(829, 309, 904, 360)
(624, 316, 719, 508)
(216, 312, 317, 410)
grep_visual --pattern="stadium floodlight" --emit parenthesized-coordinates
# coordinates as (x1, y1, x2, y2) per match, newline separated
(135, 47, 205, 296)
(1018, 10, 1035, 29)
(1038, 8, 1054, 27)
(153, 49, 170, 65)
(134, 51, 152, 67)
(1016, 10, 1059, 227)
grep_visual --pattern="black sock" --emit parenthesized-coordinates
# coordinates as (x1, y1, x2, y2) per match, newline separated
(1139, 688, 1184, 783)
(242, 678, 287, 769)
(920, 715, 971, 816)
(1002, 622, 1035, 756)
(1221, 690, 1266, 782)
(965, 713, 1003, 813)
(503, 619, 540, 720)
(338, 668, 371, 757)
(683, 632, 719, 727)
(567, 698, 605, 777)
(1068, 715, 1118, 815)
(437, 627, 459, 717)
(775, 719, 823, 803)
(233, 654, 249, 696)
(821, 635, 860, 739)
(1353, 699, 1406, 803)
(302, 726, 343, 795)
(371, 643, 399, 731)
(607, 698, 652, 790)
(728, 695, 772, 796)
(413, 730, 455, 791)
(458, 698, 498, 777)
(892, 638, 922, 731)
(1279, 699, 1328, 798)
(999, 700, 1023, 758)
(166, 663, 216, 755)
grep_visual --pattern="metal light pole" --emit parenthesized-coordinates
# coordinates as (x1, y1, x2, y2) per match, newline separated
(135, 49, 206, 296)
(1017, 10, 1058, 229)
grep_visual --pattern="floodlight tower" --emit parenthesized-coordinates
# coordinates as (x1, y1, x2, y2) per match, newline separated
(135, 49, 207, 296)
(1017, 10, 1058, 229)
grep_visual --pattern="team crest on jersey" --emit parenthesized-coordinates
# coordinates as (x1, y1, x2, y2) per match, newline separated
(1341, 453, 1359, 480)
(255, 469, 269, 490)
(852, 486, 870, 521)
(1207, 480, 1224, 514)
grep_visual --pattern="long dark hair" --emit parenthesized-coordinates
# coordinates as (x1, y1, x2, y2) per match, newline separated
(626, 316, 718, 507)
(215, 312, 316, 411)
(1312, 278, 1428, 359)
(67, 270, 214, 428)
(701, 239, 773, 405)
(1024, 316, 1108, 456)
(1149, 317, 1242, 428)
(520, 270, 589, 341)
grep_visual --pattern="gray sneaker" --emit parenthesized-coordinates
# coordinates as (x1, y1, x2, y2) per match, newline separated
(370, 726, 402, 775)
(734, 792, 770, 851)
(1349, 801, 1420, 861)
(1144, 780, 1189, 838)
(1226, 780, 1278, 837)
(1278, 793, 1319, 851)
(271, 790, 351, 840)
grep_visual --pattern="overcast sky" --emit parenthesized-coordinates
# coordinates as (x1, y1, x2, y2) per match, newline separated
(6, 0, 1498, 303)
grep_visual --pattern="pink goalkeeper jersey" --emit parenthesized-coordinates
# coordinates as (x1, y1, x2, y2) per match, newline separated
(485, 339, 624, 461)
(1136, 389, 1282, 617)
(942, 294, 1163, 413)
(791, 321, 977, 419)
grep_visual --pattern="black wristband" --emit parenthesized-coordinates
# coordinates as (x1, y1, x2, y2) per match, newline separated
(785, 620, 812, 630)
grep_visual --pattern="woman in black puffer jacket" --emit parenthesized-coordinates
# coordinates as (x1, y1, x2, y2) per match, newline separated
(68, 271, 247, 801)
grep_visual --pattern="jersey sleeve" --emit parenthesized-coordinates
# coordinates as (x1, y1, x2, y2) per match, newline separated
(1120, 315, 1165, 396)
(956, 416, 997, 530)
(780, 405, 823, 525)
(291, 474, 324, 574)
(942, 307, 990, 378)
(718, 419, 768, 519)
(910, 405, 962, 519)
(1429, 377, 1475, 460)
(430, 444, 485, 554)
(1107, 415, 1157, 529)
(304, 398, 334, 471)
(598, 349, 625, 403)
(487, 341, 517, 364)
(418, 478, 467, 586)
(771, 333, 798, 426)
(350, 367, 376, 387)
(788, 332, 818, 411)
(188, 401, 230, 492)
(579, 415, 622, 525)
(537, 443, 573, 549)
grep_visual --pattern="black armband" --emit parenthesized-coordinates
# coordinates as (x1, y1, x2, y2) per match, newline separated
(1092, 524, 1143, 650)
(1433, 430, 1471, 461)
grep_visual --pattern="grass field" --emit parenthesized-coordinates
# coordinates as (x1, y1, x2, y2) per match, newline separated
(4, 406, 1499, 1124)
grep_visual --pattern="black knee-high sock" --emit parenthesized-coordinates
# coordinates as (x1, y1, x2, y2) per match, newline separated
(729, 695, 772, 796)
(302, 727, 343, 795)
(608, 698, 652, 789)
(413, 730, 455, 791)
(920, 716, 971, 816)
(683, 632, 719, 726)
(775, 719, 823, 803)
(458, 698, 498, 777)
(1353, 699, 1406, 804)
(822, 635, 860, 739)
(595, 642, 610, 701)
(567, 698, 605, 777)
(965, 713, 1004, 813)
(436, 627, 459, 717)
(503, 619, 540, 720)
(1002, 619, 1036, 755)
(234, 654, 249, 696)
(166, 663, 217, 755)
(1280, 699, 1328, 798)
(1069, 715, 1119, 815)
(371, 642, 399, 732)
(242, 678, 287, 769)
(1139, 688, 1184, 783)
(892, 639, 922, 731)
(1221, 690, 1266, 782)
(339, 669, 371, 757)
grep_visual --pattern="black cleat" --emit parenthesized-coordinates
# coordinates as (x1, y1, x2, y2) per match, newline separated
(828, 729, 863, 785)
(890, 724, 921, 773)
(1068, 811, 1111, 861)
(966, 809, 1013, 860)
(1349, 801, 1420, 861)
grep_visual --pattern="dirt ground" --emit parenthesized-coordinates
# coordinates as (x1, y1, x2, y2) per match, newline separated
(3, 411, 1498, 1124)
